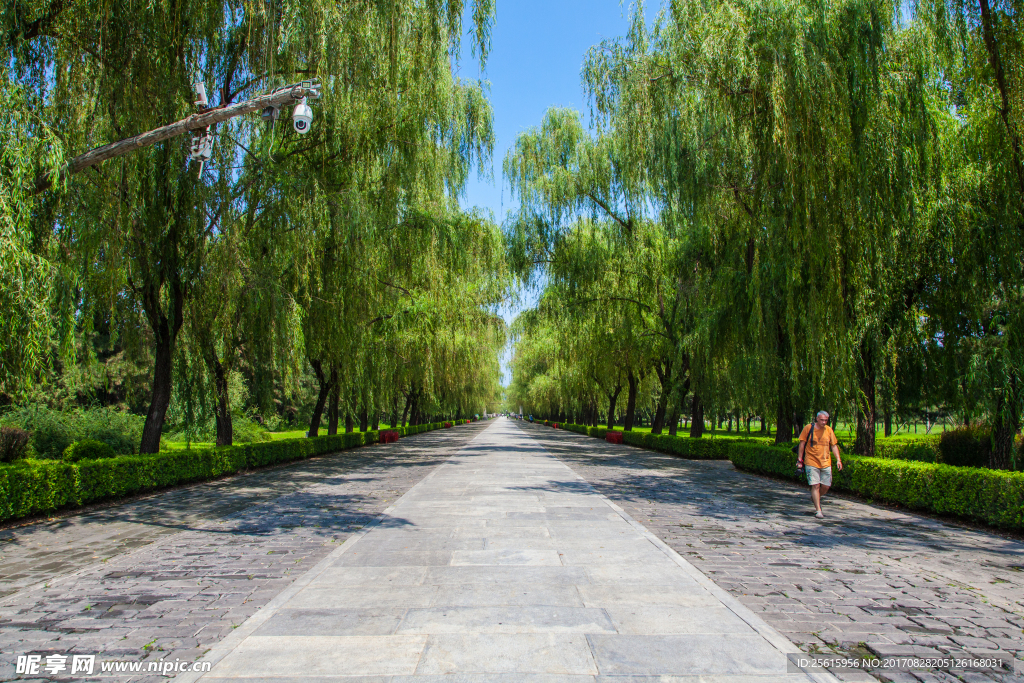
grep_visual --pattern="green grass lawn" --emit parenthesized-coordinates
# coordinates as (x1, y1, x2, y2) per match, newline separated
(584, 422, 944, 441)
(162, 424, 400, 451)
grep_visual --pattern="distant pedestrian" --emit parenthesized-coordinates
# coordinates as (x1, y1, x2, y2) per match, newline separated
(796, 411, 843, 519)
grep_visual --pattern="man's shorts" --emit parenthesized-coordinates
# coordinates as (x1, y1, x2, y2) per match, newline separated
(806, 466, 832, 486)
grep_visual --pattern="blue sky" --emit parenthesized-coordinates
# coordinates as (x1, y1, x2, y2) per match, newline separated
(454, 1, 650, 384)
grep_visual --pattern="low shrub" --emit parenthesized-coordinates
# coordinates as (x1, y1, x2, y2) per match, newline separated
(0, 427, 32, 463)
(874, 437, 940, 463)
(62, 440, 116, 462)
(0, 405, 143, 458)
(553, 420, 1024, 530)
(938, 427, 990, 468)
(728, 442, 1024, 530)
(1, 431, 362, 523)
(622, 431, 730, 459)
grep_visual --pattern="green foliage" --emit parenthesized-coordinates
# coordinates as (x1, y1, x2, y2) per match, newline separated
(563, 423, 731, 459)
(728, 444, 1024, 530)
(62, 440, 116, 462)
(0, 427, 31, 463)
(0, 405, 144, 459)
(621, 431, 731, 460)
(0, 428, 401, 522)
(938, 427, 991, 468)
(874, 437, 941, 463)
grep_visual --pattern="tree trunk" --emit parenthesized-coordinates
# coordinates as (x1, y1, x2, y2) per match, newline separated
(401, 391, 411, 427)
(854, 340, 877, 456)
(371, 409, 379, 431)
(667, 403, 680, 436)
(308, 359, 334, 438)
(774, 381, 794, 445)
(651, 362, 671, 435)
(606, 384, 622, 430)
(211, 355, 232, 447)
(359, 406, 369, 432)
(327, 369, 340, 436)
(991, 376, 1020, 470)
(140, 329, 175, 454)
(689, 394, 704, 438)
(624, 370, 638, 431)
(390, 392, 400, 429)
(345, 409, 354, 433)
(199, 340, 232, 447)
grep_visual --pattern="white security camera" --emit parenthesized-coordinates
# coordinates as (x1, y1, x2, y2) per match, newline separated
(292, 97, 312, 134)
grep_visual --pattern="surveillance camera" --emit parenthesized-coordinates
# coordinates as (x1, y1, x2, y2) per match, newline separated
(292, 98, 312, 134)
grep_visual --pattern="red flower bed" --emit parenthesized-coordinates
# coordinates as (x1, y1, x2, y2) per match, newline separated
(380, 430, 400, 443)
(444, 422, 453, 428)
(605, 431, 623, 444)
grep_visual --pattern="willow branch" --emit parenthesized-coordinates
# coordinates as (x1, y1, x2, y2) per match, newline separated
(34, 82, 321, 194)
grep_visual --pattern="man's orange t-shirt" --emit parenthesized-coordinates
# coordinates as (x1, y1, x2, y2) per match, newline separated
(799, 423, 838, 469)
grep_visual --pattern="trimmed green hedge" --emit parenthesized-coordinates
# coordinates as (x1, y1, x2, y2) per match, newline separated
(874, 437, 940, 463)
(558, 424, 730, 460)
(622, 431, 730, 459)
(0, 421, 472, 524)
(728, 442, 1024, 530)
(551, 422, 1024, 530)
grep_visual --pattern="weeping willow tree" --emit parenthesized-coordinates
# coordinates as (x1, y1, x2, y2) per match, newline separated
(3, 0, 505, 450)
(564, 0, 947, 452)
(915, 0, 1024, 467)
(0, 79, 68, 396)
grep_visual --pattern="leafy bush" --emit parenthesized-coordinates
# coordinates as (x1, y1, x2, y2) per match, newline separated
(622, 431, 730, 459)
(556, 421, 1024, 529)
(0, 427, 32, 463)
(165, 413, 272, 445)
(728, 442, 1024, 530)
(0, 431, 374, 523)
(0, 405, 143, 458)
(62, 440, 116, 462)
(938, 427, 990, 468)
(874, 437, 940, 463)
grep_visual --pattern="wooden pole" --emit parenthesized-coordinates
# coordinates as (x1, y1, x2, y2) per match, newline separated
(33, 82, 320, 194)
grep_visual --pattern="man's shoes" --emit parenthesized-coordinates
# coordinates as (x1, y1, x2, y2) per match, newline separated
(814, 511, 824, 519)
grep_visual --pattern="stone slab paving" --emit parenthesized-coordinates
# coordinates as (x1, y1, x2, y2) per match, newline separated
(516, 422, 1024, 683)
(189, 417, 832, 682)
(0, 422, 491, 683)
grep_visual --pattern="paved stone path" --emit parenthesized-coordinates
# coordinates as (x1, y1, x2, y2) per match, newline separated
(517, 422, 1024, 683)
(191, 417, 828, 682)
(0, 422, 491, 683)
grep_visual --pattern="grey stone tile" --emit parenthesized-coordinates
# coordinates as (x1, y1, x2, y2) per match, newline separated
(414, 633, 598, 674)
(252, 608, 407, 636)
(211, 635, 427, 676)
(395, 606, 616, 634)
(585, 633, 789, 675)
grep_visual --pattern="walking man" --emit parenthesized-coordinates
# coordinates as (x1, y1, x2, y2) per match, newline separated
(796, 411, 842, 518)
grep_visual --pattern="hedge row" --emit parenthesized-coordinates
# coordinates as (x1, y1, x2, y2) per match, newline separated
(548, 422, 1024, 530)
(874, 437, 940, 463)
(557, 423, 733, 459)
(0, 420, 462, 523)
(727, 442, 1024, 530)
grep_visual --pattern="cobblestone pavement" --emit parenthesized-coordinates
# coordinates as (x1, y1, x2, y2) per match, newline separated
(516, 422, 1024, 683)
(0, 422, 490, 682)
